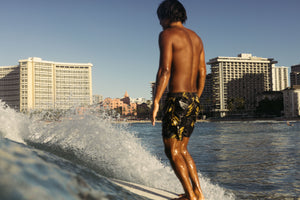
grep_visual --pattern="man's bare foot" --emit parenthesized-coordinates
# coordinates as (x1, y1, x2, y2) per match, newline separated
(178, 193, 186, 198)
(171, 196, 189, 200)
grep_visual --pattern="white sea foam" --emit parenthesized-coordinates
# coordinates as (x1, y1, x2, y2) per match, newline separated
(0, 100, 29, 144)
(0, 102, 235, 200)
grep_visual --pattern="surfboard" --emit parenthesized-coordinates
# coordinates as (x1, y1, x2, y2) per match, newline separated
(111, 179, 178, 200)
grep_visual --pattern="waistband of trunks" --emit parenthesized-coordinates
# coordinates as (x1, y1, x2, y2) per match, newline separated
(167, 92, 197, 98)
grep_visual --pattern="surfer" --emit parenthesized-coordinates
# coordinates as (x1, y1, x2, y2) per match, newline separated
(151, 1, 206, 200)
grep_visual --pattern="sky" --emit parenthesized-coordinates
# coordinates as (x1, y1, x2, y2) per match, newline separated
(0, 0, 299, 100)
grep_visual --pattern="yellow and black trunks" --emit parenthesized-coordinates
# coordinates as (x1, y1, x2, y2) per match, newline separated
(162, 92, 200, 141)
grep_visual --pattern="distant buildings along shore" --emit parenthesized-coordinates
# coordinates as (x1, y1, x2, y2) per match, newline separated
(1, 54, 299, 119)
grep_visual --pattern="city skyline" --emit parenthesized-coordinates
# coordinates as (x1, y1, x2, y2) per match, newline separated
(1, 0, 299, 99)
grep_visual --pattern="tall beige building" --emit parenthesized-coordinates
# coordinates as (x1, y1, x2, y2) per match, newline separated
(207, 53, 277, 117)
(272, 66, 289, 91)
(1, 57, 93, 112)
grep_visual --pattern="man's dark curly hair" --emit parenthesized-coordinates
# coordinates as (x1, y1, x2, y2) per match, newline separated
(157, 0, 187, 23)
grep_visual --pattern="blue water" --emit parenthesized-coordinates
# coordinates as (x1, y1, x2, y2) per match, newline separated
(0, 101, 299, 199)
(129, 121, 300, 199)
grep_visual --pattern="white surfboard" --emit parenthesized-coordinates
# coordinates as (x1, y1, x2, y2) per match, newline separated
(111, 179, 178, 200)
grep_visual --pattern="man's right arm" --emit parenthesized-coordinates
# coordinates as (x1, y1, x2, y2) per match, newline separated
(151, 31, 173, 126)
(197, 39, 206, 98)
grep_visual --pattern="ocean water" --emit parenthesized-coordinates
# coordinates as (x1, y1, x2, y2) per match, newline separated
(0, 101, 299, 200)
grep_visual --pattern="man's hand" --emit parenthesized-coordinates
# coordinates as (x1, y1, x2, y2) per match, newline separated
(151, 102, 159, 126)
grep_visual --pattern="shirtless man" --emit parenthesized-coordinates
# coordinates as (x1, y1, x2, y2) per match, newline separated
(151, 1, 206, 200)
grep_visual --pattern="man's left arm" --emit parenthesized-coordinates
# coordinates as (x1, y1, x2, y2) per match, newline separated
(197, 40, 206, 98)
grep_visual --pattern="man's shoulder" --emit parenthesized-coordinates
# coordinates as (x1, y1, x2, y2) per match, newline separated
(185, 28, 201, 39)
(160, 27, 188, 42)
(159, 28, 176, 37)
(162, 27, 201, 38)
(185, 28, 203, 46)
(159, 29, 177, 44)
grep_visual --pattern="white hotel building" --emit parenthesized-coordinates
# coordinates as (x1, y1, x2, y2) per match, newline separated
(0, 57, 93, 112)
(207, 53, 279, 117)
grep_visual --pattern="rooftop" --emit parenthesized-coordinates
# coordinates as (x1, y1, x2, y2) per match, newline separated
(207, 53, 277, 64)
(18, 57, 93, 67)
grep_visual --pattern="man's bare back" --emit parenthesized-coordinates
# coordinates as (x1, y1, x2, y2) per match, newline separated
(159, 24, 204, 94)
(154, 20, 206, 105)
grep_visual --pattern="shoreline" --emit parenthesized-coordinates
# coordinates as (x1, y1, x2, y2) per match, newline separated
(112, 118, 300, 124)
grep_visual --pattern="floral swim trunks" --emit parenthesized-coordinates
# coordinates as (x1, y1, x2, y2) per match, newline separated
(162, 92, 200, 141)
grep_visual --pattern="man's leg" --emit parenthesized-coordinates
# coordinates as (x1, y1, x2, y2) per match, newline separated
(163, 137, 197, 200)
(181, 137, 205, 199)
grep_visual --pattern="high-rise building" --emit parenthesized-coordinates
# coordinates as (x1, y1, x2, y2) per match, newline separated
(283, 85, 300, 118)
(0, 57, 93, 112)
(0, 65, 20, 109)
(207, 53, 277, 117)
(272, 66, 289, 91)
(290, 64, 300, 87)
(151, 81, 169, 106)
(199, 73, 212, 114)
